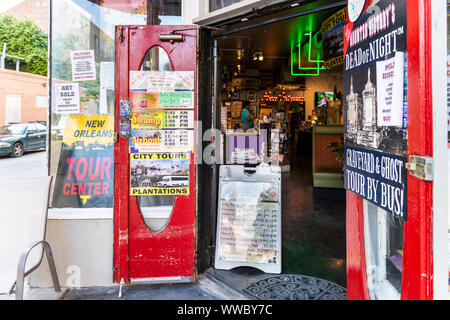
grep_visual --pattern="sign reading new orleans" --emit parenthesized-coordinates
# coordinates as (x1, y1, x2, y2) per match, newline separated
(343, 0, 408, 221)
(52, 115, 114, 208)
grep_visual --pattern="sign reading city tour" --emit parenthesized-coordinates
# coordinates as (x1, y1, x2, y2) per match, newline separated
(343, 0, 408, 221)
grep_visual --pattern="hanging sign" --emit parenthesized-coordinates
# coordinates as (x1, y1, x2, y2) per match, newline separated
(54, 83, 80, 114)
(130, 152, 190, 196)
(343, 0, 408, 221)
(71, 50, 96, 81)
(52, 115, 114, 208)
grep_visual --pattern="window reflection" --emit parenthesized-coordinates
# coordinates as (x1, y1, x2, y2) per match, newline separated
(364, 201, 404, 300)
(209, 0, 246, 12)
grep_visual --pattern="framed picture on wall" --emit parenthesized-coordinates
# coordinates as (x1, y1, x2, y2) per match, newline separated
(247, 90, 257, 102)
(229, 90, 240, 100)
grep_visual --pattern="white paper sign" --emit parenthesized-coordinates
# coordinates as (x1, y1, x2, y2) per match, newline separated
(54, 83, 80, 114)
(147, 71, 177, 92)
(376, 51, 404, 127)
(71, 50, 96, 81)
(100, 61, 114, 89)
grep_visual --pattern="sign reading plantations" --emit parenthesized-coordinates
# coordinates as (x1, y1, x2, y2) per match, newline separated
(343, 0, 408, 221)
(52, 115, 114, 208)
(128, 71, 195, 196)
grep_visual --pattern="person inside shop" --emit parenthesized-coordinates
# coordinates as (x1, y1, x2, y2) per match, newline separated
(239, 100, 255, 130)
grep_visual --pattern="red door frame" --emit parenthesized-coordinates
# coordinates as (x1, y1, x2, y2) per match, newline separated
(113, 25, 198, 283)
(346, 0, 435, 300)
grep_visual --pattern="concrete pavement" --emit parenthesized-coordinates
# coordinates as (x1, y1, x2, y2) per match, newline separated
(0, 150, 47, 178)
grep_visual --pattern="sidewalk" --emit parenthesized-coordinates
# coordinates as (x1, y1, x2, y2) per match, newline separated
(0, 271, 249, 300)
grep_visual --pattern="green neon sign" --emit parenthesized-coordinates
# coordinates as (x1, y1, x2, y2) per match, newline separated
(291, 32, 325, 76)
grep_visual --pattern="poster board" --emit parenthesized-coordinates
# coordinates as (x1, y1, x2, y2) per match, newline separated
(215, 164, 282, 274)
(128, 70, 195, 196)
(343, 0, 408, 221)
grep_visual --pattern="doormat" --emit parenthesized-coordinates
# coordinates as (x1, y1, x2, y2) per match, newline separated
(243, 274, 346, 300)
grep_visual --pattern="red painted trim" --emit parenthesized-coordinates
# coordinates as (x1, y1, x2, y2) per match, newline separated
(401, 0, 434, 300)
(113, 26, 130, 283)
(346, 191, 370, 300)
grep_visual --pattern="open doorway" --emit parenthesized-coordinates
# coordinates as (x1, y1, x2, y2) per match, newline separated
(207, 3, 347, 297)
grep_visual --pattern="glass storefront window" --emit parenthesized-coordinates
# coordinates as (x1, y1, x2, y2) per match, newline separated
(363, 200, 404, 300)
(49, 0, 181, 208)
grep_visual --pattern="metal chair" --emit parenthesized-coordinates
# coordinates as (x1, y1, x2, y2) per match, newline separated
(0, 176, 60, 299)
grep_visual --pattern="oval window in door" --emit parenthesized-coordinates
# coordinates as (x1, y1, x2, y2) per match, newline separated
(137, 46, 175, 231)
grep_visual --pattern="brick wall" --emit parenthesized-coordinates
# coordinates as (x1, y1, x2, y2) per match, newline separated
(313, 134, 343, 172)
(0, 68, 47, 125)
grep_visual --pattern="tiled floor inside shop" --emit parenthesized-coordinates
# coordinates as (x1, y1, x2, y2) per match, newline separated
(211, 152, 347, 298)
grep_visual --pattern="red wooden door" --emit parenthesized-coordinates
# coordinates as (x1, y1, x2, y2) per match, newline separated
(113, 25, 198, 284)
(346, 0, 435, 300)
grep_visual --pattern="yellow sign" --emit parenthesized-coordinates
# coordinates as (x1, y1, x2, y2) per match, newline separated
(131, 111, 164, 129)
(62, 115, 114, 149)
(130, 152, 190, 196)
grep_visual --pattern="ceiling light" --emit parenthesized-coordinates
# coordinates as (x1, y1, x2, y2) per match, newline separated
(290, 2, 300, 7)
(253, 51, 264, 61)
(241, 17, 248, 22)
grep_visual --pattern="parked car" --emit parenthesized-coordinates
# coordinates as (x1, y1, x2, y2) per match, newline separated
(0, 122, 47, 157)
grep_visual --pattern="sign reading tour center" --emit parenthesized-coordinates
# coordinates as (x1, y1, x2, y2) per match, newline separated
(343, 0, 408, 221)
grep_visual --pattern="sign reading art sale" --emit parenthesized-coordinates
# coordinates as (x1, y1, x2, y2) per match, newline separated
(343, 0, 408, 221)
(52, 115, 114, 208)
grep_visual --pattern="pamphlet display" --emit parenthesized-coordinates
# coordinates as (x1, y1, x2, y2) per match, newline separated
(128, 70, 195, 196)
(215, 165, 282, 274)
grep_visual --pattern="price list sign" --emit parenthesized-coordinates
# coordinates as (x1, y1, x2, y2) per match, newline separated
(215, 165, 282, 274)
(129, 71, 195, 153)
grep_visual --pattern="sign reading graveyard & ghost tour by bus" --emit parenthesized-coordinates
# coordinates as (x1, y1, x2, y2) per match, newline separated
(52, 115, 114, 207)
(343, 0, 408, 221)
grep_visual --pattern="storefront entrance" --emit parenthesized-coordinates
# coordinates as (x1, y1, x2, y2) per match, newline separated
(111, 0, 448, 300)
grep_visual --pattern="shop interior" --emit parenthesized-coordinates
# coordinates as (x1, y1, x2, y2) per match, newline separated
(209, 3, 348, 292)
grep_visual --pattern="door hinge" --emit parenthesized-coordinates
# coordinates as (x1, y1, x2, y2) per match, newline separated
(405, 155, 433, 181)
(113, 132, 119, 143)
(119, 26, 124, 42)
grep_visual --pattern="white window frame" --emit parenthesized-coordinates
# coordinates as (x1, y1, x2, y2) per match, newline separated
(363, 200, 401, 300)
